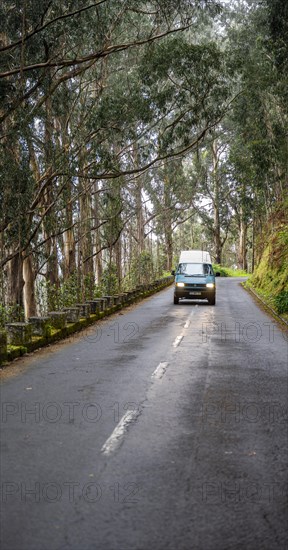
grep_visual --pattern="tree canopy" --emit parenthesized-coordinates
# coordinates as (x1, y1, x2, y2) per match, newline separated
(0, 0, 287, 319)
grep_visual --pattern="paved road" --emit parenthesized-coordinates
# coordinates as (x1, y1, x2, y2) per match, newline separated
(0, 278, 287, 550)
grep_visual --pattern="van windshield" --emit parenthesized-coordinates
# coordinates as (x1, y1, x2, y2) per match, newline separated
(177, 263, 212, 276)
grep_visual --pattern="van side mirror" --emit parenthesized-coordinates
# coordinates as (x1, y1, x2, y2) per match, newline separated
(215, 272, 220, 277)
(171, 270, 175, 276)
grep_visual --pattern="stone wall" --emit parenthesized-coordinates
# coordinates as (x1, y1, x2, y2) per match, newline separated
(0, 276, 174, 366)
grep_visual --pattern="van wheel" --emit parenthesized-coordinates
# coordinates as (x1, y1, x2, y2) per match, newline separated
(208, 296, 216, 305)
(174, 296, 179, 304)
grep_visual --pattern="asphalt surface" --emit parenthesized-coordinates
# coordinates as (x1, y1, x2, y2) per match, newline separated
(0, 278, 287, 550)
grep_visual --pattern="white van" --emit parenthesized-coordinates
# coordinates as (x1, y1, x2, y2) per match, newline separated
(172, 250, 218, 305)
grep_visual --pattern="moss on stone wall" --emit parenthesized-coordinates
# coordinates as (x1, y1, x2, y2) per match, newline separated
(248, 200, 288, 317)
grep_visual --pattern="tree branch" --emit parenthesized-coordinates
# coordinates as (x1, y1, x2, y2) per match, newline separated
(0, 25, 191, 78)
(0, 1, 109, 53)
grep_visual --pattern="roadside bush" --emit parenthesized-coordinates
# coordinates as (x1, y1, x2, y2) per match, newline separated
(274, 291, 288, 314)
(130, 251, 154, 286)
(100, 264, 119, 295)
(36, 273, 101, 313)
(0, 304, 25, 328)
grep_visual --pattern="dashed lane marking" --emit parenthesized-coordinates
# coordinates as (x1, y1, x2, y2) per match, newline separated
(173, 335, 184, 347)
(152, 362, 169, 380)
(101, 409, 140, 456)
(101, 304, 199, 457)
(184, 306, 198, 328)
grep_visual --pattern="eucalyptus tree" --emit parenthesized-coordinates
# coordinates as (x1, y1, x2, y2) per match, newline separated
(224, 0, 287, 205)
(183, 131, 233, 264)
(136, 29, 230, 266)
(146, 159, 195, 270)
(205, 0, 288, 268)
(1, 0, 225, 314)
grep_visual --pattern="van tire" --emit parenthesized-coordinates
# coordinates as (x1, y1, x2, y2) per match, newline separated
(208, 296, 216, 305)
(174, 296, 179, 304)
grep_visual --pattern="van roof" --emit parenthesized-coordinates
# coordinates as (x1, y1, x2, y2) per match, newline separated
(179, 250, 212, 264)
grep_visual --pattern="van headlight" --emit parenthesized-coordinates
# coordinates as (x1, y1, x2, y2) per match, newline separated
(176, 282, 185, 288)
(206, 283, 215, 288)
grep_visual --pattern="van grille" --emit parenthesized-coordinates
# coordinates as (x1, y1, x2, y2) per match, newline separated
(185, 284, 207, 289)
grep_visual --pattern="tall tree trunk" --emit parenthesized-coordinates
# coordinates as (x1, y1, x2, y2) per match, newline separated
(114, 236, 122, 289)
(136, 179, 145, 254)
(23, 254, 37, 318)
(6, 253, 24, 313)
(212, 140, 222, 264)
(93, 182, 102, 284)
(63, 223, 76, 279)
(59, 115, 76, 280)
(237, 211, 247, 271)
(111, 178, 123, 288)
(43, 68, 59, 293)
(163, 164, 173, 271)
(132, 144, 145, 266)
(79, 182, 94, 300)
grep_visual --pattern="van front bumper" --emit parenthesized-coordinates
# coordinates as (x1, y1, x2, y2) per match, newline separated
(174, 286, 215, 300)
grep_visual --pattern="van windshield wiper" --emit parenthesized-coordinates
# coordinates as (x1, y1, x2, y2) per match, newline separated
(185, 274, 204, 277)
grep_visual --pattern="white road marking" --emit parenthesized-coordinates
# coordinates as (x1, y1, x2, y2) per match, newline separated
(173, 335, 184, 347)
(101, 409, 140, 456)
(152, 362, 169, 380)
(184, 307, 197, 328)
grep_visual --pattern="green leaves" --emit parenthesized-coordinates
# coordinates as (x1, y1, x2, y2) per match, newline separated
(139, 34, 228, 155)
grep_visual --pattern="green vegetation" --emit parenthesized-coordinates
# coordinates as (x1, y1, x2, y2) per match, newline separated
(0, 304, 25, 328)
(0, 1, 287, 321)
(213, 265, 248, 278)
(247, 201, 288, 317)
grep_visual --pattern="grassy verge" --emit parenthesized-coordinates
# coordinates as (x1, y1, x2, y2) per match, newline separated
(213, 264, 248, 277)
(245, 280, 288, 323)
(245, 202, 288, 321)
